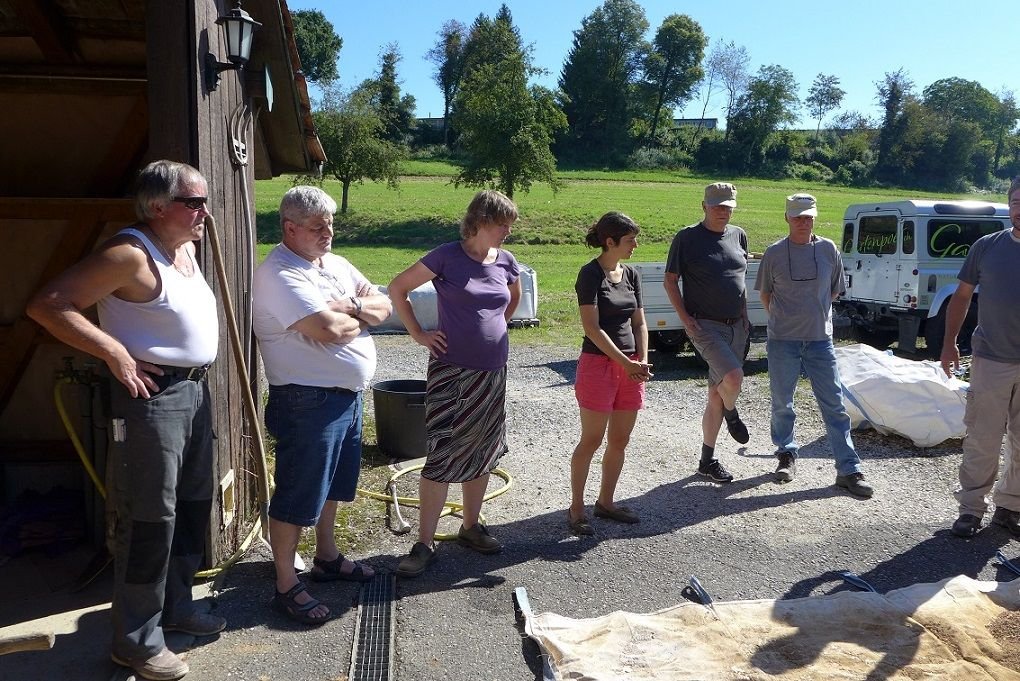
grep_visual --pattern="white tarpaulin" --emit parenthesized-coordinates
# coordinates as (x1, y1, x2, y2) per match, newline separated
(834, 343, 968, 447)
(520, 576, 1020, 680)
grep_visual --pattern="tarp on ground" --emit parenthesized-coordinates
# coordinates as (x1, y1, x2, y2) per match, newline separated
(835, 343, 968, 447)
(520, 575, 1020, 680)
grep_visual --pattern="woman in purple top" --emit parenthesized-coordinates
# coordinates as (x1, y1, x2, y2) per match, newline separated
(388, 190, 522, 578)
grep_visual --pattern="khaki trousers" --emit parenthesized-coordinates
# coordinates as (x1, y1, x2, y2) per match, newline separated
(956, 356, 1020, 516)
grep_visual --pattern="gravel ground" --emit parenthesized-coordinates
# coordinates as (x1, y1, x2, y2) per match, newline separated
(34, 334, 1014, 681)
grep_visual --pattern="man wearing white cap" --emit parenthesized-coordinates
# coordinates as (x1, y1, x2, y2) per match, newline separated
(754, 193, 873, 497)
(664, 182, 750, 484)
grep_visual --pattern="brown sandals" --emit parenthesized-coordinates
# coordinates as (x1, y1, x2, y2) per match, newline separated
(309, 555, 375, 582)
(271, 582, 330, 626)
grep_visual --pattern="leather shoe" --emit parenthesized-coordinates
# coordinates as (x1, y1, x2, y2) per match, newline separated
(396, 541, 436, 578)
(835, 472, 874, 498)
(111, 647, 189, 681)
(593, 500, 640, 524)
(457, 523, 502, 554)
(951, 513, 982, 538)
(163, 611, 226, 636)
(992, 507, 1020, 538)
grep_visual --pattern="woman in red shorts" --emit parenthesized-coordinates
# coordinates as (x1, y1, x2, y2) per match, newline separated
(568, 212, 652, 535)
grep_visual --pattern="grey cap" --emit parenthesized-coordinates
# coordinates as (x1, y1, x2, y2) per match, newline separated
(785, 193, 818, 217)
(704, 182, 737, 207)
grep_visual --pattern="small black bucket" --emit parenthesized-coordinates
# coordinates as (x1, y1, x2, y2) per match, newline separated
(372, 379, 427, 460)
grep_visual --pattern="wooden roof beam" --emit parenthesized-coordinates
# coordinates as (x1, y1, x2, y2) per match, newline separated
(0, 72, 146, 96)
(9, 0, 81, 64)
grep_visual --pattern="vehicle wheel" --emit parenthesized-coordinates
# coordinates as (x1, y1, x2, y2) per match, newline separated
(924, 302, 977, 357)
(651, 330, 687, 354)
(924, 306, 946, 357)
(959, 302, 978, 354)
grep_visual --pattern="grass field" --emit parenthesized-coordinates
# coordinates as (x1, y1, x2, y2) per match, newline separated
(255, 161, 1005, 346)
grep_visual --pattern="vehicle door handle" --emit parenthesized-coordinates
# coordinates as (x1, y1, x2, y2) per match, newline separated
(856, 260, 862, 270)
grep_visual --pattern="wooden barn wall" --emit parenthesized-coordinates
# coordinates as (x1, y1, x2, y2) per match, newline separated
(146, 0, 261, 565)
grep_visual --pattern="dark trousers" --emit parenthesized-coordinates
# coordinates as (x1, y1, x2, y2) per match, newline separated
(108, 375, 213, 660)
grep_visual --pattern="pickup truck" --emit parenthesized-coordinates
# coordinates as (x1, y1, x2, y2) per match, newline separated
(631, 259, 768, 357)
(833, 199, 1010, 354)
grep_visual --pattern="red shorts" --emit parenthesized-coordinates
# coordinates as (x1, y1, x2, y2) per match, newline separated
(574, 352, 645, 413)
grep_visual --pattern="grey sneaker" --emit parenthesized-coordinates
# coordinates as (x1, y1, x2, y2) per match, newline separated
(457, 523, 502, 554)
(991, 507, 1020, 538)
(163, 611, 226, 636)
(396, 541, 436, 578)
(111, 647, 189, 681)
(835, 472, 874, 498)
(775, 452, 796, 482)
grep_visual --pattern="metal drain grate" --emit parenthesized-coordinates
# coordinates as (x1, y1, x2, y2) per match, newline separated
(349, 573, 396, 681)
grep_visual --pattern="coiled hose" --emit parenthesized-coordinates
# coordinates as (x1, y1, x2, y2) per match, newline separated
(356, 463, 513, 540)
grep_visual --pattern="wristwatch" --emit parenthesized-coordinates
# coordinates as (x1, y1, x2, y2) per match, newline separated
(350, 296, 363, 317)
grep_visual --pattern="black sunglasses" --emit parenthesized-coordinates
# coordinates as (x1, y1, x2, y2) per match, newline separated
(172, 196, 208, 211)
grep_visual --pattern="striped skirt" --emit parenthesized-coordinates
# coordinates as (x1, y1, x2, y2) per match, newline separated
(421, 358, 509, 483)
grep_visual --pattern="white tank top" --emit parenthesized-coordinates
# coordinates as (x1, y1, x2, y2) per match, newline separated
(97, 227, 218, 366)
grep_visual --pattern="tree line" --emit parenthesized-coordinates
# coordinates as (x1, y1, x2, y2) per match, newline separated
(292, 1, 1019, 211)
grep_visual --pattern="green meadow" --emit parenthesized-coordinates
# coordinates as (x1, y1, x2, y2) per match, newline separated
(255, 162, 1004, 345)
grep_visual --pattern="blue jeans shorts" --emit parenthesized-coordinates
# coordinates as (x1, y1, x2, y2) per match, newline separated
(265, 384, 363, 526)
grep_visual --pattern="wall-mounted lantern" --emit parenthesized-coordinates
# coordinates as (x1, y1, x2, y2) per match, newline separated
(205, 1, 262, 92)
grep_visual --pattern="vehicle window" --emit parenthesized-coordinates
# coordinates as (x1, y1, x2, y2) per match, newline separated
(858, 216, 897, 254)
(927, 219, 1007, 258)
(842, 222, 854, 253)
(902, 221, 915, 255)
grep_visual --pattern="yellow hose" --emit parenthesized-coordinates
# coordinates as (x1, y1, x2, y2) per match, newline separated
(54, 378, 106, 499)
(54, 376, 264, 579)
(356, 464, 514, 541)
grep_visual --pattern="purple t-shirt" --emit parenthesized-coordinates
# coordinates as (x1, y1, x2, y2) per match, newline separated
(420, 241, 521, 371)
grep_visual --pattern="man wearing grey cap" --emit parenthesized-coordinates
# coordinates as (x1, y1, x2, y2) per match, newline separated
(664, 182, 750, 483)
(754, 193, 873, 497)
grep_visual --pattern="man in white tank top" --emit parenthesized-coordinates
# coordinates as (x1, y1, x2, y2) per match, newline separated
(28, 160, 222, 681)
(253, 186, 391, 625)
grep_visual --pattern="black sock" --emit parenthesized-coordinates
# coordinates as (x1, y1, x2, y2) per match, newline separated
(723, 406, 739, 422)
(701, 444, 715, 464)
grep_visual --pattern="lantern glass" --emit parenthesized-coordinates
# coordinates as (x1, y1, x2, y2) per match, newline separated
(217, 6, 261, 64)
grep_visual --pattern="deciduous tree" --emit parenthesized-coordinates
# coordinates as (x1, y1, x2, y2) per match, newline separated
(728, 64, 799, 171)
(714, 42, 750, 141)
(453, 6, 565, 198)
(922, 77, 1000, 136)
(313, 88, 405, 213)
(806, 73, 846, 138)
(290, 10, 342, 85)
(992, 89, 1018, 173)
(643, 14, 706, 141)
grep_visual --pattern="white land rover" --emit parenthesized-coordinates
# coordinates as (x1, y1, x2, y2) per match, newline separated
(835, 199, 1011, 354)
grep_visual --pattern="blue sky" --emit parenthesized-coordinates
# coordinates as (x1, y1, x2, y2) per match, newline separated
(283, 0, 1017, 128)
